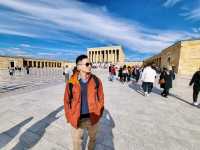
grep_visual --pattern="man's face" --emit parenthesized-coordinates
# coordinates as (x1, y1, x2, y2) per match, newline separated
(77, 58, 92, 73)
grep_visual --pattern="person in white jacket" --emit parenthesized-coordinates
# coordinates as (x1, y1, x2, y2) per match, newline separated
(141, 64, 157, 96)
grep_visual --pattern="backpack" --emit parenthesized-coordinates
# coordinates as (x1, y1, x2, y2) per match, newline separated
(68, 74, 100, 108)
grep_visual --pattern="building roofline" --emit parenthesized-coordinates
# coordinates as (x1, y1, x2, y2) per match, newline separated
(87, 45, 123, 50)
(125, 60, 143, 62)
(143, 38, 200, 62)
(180, 38, 200, 42)
(157, 38, 200, 56)
(0, 54, 70, 62)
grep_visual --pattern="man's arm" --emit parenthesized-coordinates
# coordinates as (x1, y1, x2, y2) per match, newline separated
(63, 83, 70, 122)
(159, 72, 164, 80)
(141, 69, 145, 81)
(172, 71, 175, 80)
(98, 78, 104, 115)
(154, 70, 157, 79)
(189, 72, 196, 86)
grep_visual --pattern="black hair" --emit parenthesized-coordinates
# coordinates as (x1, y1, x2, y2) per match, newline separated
(76, 55, 88, 65)
(73, 66, 77, 73)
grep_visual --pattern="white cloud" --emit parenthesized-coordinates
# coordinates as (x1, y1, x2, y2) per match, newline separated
(163, 0, 182, 8)
(178, 1, 200, 21)
(36, 52, 62, 59)
(0, 28, 37, 38)
(185, 7, 200, 21)
(192, 28, 199, 33)
(0, 47, 30, 56)
(0, 0, 199, 55)
(37, 52, 61, 56)
(20, 44, 31, 48)
(101, 6, 108, 12)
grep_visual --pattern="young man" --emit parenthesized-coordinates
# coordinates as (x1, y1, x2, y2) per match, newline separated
(189, 67, 200, 106)
(64, 55, 104, 150)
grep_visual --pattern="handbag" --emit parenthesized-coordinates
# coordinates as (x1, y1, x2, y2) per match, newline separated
(159, 79, 165, 84)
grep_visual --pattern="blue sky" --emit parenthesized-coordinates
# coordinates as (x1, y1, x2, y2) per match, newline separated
(0, 0, 200, 61)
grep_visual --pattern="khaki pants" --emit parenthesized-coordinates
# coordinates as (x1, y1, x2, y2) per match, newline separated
(71, 118, 99, 150)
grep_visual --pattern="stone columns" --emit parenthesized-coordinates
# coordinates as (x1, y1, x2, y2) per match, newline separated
(38, 61, 40, 68)
(95, 51, 97, 63)
(100, 51, 103, 63)
(108, 50, 111, 63)
(89, 52, 91, 62)
(92, 51, 94, 63)
(102, 50, 104, 62)
(93, 51, 95, 63)
(112, 50, 115, 63)
(116, 50, 119, 62)
(97, 51, 101, 63)
(106, 50, 108, 63)
(99, 51, 101, 62)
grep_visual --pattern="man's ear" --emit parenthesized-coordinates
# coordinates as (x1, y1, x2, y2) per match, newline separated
(77, 65, 80, 71)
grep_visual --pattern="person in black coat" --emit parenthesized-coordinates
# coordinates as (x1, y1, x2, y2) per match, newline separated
(118, 67, 123, 82)
(159, 66, 175, 98)
(189, 68, 200, 106)
(134, 67, 140, 83)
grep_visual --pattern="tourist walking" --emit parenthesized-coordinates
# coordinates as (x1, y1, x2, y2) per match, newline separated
(127, 66, 131, 82)
(110, 65, 116, 81)
(159, 66, 175, 98)
(63, 55, 104, 150)
(134, 66, 140, 83)
(141, 64, 157, 96)
(108, 64, 112, 81)
(189, 67, 200, 106)
(63, 65, 72, 82)
(118, 67, 123, 82)
(8, 67, 14, 77)
(26, 66, 30, 75)
(122, 65, 128, 82)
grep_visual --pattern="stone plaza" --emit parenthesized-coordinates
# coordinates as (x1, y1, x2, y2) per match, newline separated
(0, 69, 200, 150)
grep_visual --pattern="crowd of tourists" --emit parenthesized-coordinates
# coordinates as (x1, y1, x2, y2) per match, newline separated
(108, 63, 200, 106)
(8, 66, 30, 77)
(64, 61, 200, 107)
(109, 64, 141, 83)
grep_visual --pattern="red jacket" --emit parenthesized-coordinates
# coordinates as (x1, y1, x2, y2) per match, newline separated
(63, 73, 104, 128)
(111, 67, 116, 75)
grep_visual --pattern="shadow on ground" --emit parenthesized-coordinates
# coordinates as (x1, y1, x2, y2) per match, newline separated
(128, 82, 162, 96)
(169, 93, 199, 107)
(81, 109, 115, 150)
(128, 82, 144, 96)
(128, 82, 198, 108)
(0, 117, 33, 149)
(11, 105, 63, 150)
(152, 86, 196, 107)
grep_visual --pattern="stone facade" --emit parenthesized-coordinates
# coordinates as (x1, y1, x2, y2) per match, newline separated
(87, 45, 125, 64)
(144, 39, 200, 75)
(124, 61, 143, 66)
(0, 55, 73, 70)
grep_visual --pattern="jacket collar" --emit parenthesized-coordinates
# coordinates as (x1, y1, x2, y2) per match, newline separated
(79, 73, 92, 82)
(69, 72, 92, 84)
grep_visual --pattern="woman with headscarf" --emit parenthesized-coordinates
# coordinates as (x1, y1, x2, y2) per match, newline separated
(159, 66, 175, 98)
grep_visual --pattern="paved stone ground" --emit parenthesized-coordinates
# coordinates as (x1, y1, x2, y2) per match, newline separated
(0, 69, 200, 150)
(0, 68, 63, 98)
